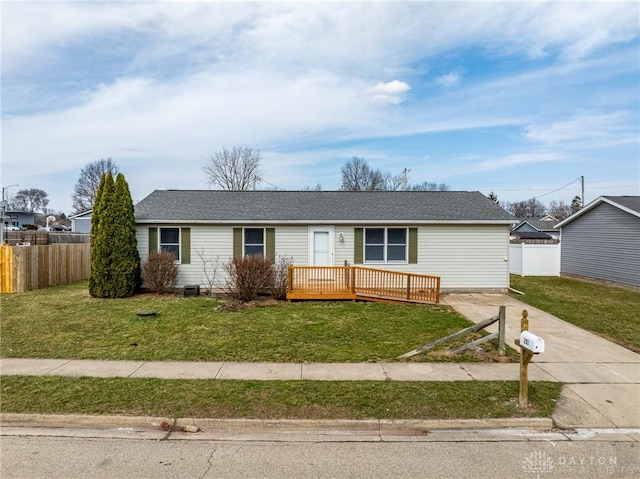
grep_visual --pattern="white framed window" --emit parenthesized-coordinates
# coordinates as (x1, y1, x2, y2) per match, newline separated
(364, 227, 407, 263)
(159, 227, 180, 261)
(244, 227, 265, 256)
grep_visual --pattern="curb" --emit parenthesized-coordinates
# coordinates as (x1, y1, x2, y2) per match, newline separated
(0, 413, 554, 433)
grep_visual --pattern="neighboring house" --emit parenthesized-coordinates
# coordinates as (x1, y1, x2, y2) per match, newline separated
(3, 211, 35, 229)
(134, 190, 516, 292)
(511, 231, 554, 242)
(555, 196, 640, 288)
(512, 216, 560, 240)
(69, 210, 92, 233)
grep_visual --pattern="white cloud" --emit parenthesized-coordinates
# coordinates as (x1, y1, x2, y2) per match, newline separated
(5, 2, 638, 76)
(524, 112, 636, 146)
(2, 67, 379, 211)
(450, 153, 565, 177)
(435, 72, 462, 88)
(1, 2, 638, 213)
(365, 80, 411, 105)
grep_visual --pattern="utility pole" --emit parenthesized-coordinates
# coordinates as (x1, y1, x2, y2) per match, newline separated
(0, 184, 19, 244)
(0, 188, 5, 245)
(1, 187, 8, 244)
(581, 175, 585, 207)
(402, 168, 410, 191)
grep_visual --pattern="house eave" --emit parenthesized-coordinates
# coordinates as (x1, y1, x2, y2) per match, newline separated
(69, 210, 93, 219)
(135, 219, 516, 225)
(555, 196, 640, 229)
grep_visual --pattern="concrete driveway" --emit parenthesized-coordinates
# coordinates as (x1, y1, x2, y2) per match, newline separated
(443, 293, 640, 428)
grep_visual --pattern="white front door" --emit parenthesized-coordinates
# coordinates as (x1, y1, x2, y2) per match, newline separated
(309, 227, 334, 266)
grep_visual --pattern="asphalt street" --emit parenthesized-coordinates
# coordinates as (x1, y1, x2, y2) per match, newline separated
(2, 432, 638, 479)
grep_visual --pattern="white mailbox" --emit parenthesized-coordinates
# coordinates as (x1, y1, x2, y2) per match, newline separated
(520, 331, 545, 354)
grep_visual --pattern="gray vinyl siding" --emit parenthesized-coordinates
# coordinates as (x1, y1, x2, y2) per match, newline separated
(560, 203, 640, 287)
(514, 223, 537, 233)
(72, 218, 92, 234)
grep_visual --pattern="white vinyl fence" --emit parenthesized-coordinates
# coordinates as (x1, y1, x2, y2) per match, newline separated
(509, 243, 560, 277)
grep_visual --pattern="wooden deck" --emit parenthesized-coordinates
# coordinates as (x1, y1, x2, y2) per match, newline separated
(286, 266, 440, 304)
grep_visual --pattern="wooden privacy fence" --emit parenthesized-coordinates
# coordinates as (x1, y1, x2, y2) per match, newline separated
(287, 265, 440, 304)
(4, 231, 90, 246)
(0, 244, 91, 293)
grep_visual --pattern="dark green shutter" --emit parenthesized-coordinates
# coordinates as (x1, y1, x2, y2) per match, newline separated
(266, 228, 275, 261)
(408, 228, 418, 264)
(181, 228, 191, 264)
(233, 228, 242, 259)
(149, 227, 158, 254)
(354, 228, 363, 264)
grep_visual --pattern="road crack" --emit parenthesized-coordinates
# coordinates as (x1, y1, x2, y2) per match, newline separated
(198, 446, 216, 479)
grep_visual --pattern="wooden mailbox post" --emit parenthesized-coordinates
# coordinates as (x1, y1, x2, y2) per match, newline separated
(514, 310, 545, 408)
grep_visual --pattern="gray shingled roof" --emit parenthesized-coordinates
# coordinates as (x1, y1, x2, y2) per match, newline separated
(514, 217, 559, 232)
(135, 190, 515, 223)
(604, 196, 640, 214)
(512, 231, 553, 240)
(555, 195, 640, 228)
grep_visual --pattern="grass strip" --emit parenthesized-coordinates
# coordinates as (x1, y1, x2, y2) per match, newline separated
(1, 282, 515, 362)
(509, 275, 640, 353)
(0, 376, 561, 420)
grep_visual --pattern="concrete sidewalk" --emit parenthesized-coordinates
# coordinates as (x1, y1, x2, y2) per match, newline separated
(1, 293, 638, 430)
(0, 357, 559, 382)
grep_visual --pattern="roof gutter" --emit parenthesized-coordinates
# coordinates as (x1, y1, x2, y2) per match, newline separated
(135, 219, 516, 225)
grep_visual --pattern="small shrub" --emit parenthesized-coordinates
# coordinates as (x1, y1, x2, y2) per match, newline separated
(143, 252, 179, 294)
(224, 255, 274, 302)
(269, 255, 292, 300)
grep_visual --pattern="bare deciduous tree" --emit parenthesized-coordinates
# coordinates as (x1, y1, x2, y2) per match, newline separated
(379, 171, 403, 191)
(11, 188, 49, 213)
(504, 198, 547, 218)
(409, 181, 450, 191)
(341, 156, 373, 191)
(341, 158, 449, 192)
(341, 157, 403, 191)
(547, 200, 572, 220)
(203, 146, 263, 190)
(72, 158, 119, 214)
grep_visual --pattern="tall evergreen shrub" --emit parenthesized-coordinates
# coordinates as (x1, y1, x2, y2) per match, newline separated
(110, 173, 141, 296)
(88, 172, 141, 298)
(89, 173, 114, 297)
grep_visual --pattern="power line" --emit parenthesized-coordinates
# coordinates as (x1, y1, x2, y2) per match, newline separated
(533, 177, 582, 200)
(260, 179, 285, 191)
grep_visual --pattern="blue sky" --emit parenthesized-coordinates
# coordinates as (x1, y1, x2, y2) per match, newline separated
(2, 1, 639, 214)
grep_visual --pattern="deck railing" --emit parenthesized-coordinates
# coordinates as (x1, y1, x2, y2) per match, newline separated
(286, 266, 355, 300)
(287, 266, 440, 304)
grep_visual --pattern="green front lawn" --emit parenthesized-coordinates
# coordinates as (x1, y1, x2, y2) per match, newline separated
(510, 275, 640, 353)
(0, 282, 511, 362)
(0, 376, 561, 420)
